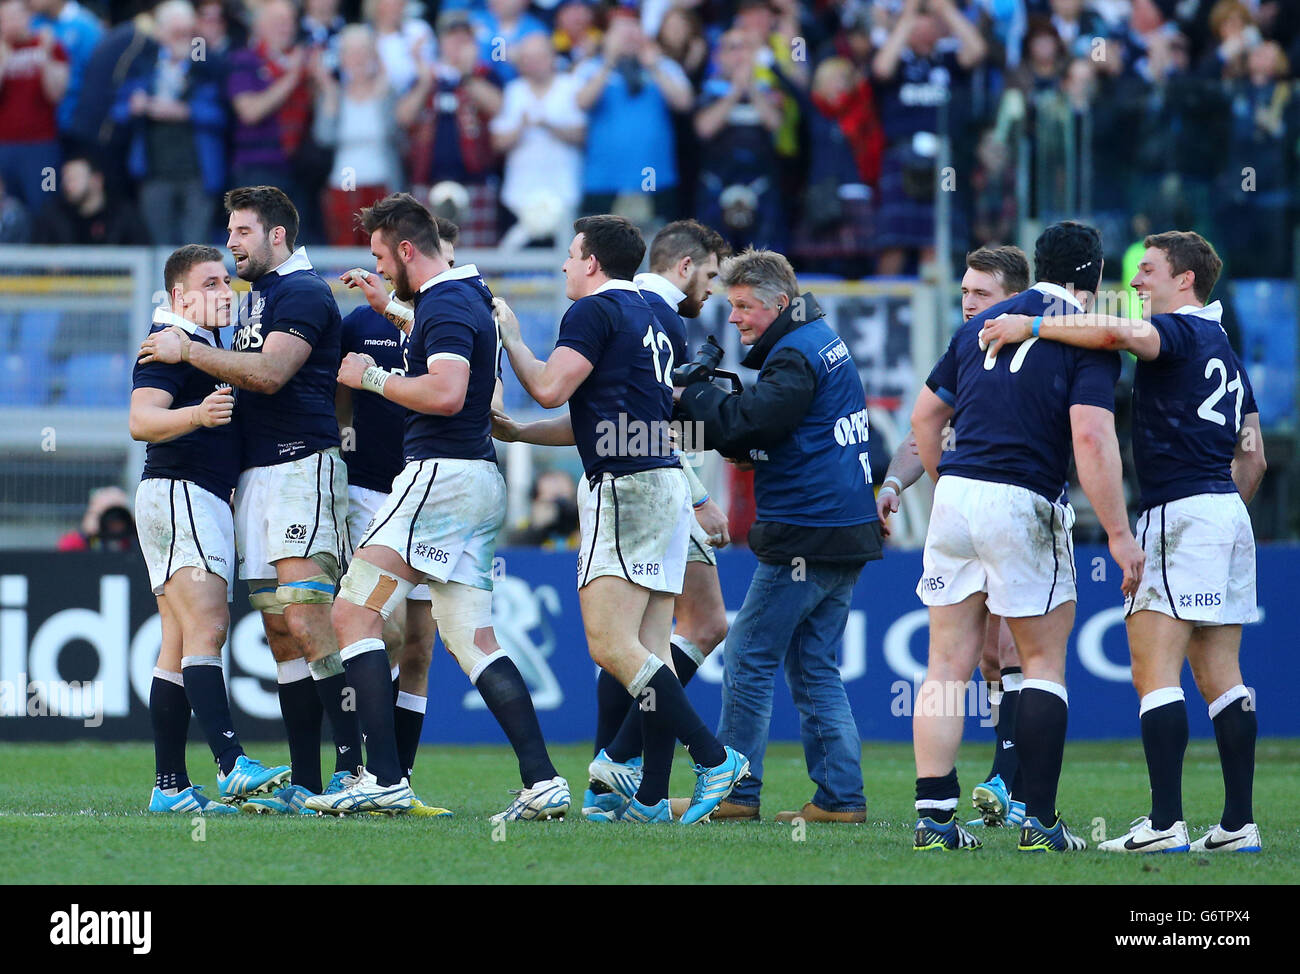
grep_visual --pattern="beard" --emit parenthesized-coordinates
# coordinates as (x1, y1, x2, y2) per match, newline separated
(236, 240, 275, 281)
(390, 263, 414, 302)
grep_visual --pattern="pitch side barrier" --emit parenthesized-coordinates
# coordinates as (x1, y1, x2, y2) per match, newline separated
(1, 546, 1293, 743)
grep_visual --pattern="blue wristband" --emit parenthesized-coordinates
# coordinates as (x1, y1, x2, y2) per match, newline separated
(1031, 316, 1043, 338)
(693, 493, 710, 510)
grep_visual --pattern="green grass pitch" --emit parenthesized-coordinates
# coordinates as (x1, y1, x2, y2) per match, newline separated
(1, 739, 1294, 884)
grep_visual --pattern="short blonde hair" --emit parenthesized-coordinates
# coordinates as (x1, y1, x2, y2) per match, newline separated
(718, 248, 799, 308)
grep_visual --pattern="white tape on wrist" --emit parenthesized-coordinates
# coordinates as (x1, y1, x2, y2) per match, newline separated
(384, 299, 414, 327)
(361, 366, 391, 396)
(882, 476, 904, 494)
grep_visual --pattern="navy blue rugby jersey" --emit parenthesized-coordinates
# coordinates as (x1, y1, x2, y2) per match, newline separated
(340, 306, 407, 492)
(926, 282, 1121, 501)
(403, 263, 499, 463)
(555, 280, 681, 479)
(1132, 301, 1258, 510)
(133, 308, 240, 500)
(633, 272, 689, 364)
(231, 248, 342, 469)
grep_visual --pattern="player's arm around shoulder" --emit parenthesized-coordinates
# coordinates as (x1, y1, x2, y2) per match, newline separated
(129, 385, 235, 444)
(1233, 412, 1266, 503)
(141, 324, 313, 394)
(979, 312, 1162, 361)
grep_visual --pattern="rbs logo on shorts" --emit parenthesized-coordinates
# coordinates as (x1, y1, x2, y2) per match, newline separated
(920, 576, 945, 592)
(413, 542, 450, 565)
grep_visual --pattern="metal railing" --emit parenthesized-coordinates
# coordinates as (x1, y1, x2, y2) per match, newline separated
(0, 246, 938, 548)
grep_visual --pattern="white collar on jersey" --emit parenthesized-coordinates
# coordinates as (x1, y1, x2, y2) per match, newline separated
(418, 262, 481, 292)
(1169, 300, 1223, 322)
(591, 278, 641, 295)
(1030, 281, 1086, 313)
(152, 306, 217, 342)
(633, 272, 687, 310)
(270, 246, 313, 276)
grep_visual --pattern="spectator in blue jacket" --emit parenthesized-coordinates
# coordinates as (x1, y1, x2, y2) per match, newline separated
(574, 10, 693, 221)
(112, 0, 226, 245)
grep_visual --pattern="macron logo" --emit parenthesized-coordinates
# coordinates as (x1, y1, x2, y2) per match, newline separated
(50, 905, 151, 954)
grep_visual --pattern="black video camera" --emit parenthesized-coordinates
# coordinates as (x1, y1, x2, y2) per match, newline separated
(671, 335, 743, 393)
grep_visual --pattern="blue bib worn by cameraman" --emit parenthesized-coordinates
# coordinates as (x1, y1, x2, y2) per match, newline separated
(757, 313, 875, 527)
(677, 292, 880, 566)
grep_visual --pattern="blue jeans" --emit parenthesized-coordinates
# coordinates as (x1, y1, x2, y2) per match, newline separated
(719, 559, 866, 811)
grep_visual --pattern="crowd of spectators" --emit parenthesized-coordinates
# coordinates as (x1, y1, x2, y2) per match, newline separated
(1, 0, 1299, 276)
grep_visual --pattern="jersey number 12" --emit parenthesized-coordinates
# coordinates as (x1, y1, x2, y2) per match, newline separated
(643, 324, 675, 389)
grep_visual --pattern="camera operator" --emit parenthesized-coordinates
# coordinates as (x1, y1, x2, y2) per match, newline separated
(674, 248, 881, 823)
(56, 485, 139, 553)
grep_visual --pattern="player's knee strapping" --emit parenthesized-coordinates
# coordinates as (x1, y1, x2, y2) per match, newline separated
(277, 553, 342, 607)
(249, 581, 283, 615)
(430, 582, 494, 679)
(337, 558, 415, 620)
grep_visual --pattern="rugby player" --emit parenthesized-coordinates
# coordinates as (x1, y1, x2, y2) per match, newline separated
(909, 221, 1144, 851)
(139, 187, 359, 814)
(583, 219, 733, 821)
(877, 245, 1029, 828)
(130, 244, 290, 813)
(310, 194, 568, 820)
(979, 231, 1265, 853)
(334, 216, 463, 817)
(492, 214, 747, 824)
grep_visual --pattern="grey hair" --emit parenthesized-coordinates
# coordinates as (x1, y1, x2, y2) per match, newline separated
(717, 248, 799, 308)
(155, 0, 196, 29)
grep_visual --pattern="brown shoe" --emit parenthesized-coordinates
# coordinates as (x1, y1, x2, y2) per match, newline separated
(774, 802, 865, 824)
(669, 797, 760, 821)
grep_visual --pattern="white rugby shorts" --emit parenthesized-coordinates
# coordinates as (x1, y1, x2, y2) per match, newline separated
(347, 484, 430, 600)
(357, 457, 505, 590)
(136, 478, 236, 600)
(918, 475, 1076, 617)
(235, 448, 350, 580)
(1126, 492, 1258, 626)
(577, 467, 691, 594)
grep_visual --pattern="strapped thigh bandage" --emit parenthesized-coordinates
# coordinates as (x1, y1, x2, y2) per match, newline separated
(249, 580, 283, 614)
(277, 573, 337, 606)
(337, 558, 416, 620)
(430, 582, 495, 678)
(277, 552, 342, 607)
